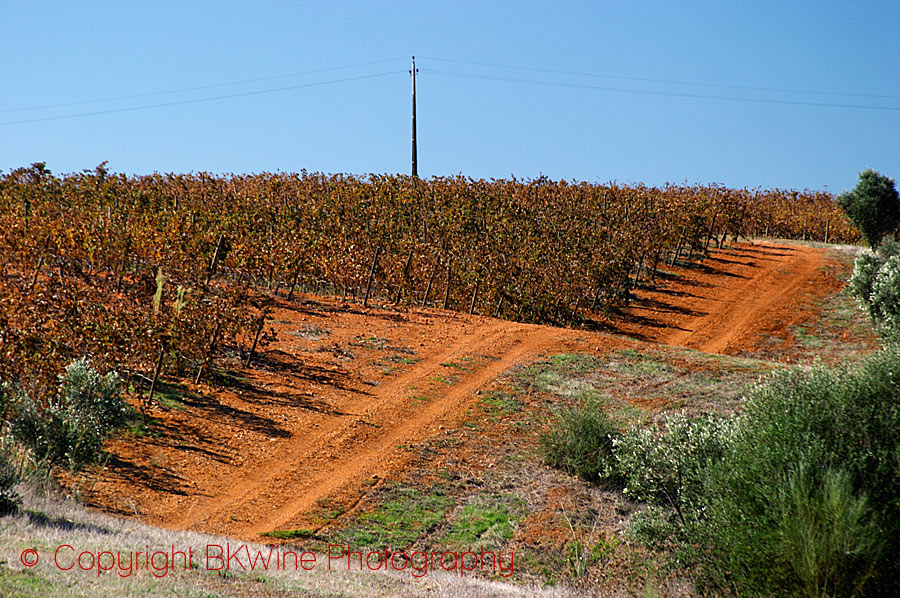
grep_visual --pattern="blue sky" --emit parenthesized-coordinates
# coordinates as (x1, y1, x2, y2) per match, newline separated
(2, 1, 898, 191)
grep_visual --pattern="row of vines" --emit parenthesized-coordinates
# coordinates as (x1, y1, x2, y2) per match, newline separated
(0, 163, 858, 396)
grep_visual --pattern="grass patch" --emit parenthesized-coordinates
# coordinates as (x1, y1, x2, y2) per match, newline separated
(480, 390, 522, 416)
(338, 483, 452, 549)
(440, 361, 470, 371)
(260, 528, 315, 540)
(0, 568, 63, 597)
(387, 355, 420, 364)
(314, 498, 346, 522)
(444, 494, 525, 549)
(149, 382, 198, 410)
(515, 353, 600, 395)
(119, 411, 163, 439)
(606, 349, 672, 375)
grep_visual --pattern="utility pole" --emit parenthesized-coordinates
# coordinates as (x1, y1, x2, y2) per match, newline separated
(410, 56, 418, 178)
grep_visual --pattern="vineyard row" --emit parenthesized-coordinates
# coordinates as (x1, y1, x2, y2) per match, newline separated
(0, 163, 859, 396)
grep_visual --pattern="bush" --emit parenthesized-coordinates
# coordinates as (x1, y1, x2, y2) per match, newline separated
(57, 357, 128, 432)
(703, 349, 900, 596)
(849, 238, 900, 341)
(837, 168, 900, 248)
(0, 445, 20, 515)
(614, 414, 732, 544)
(773, 464, 882, 598)
(539, 399, 620, 483)
(7, 358, 127, 471)
(611, 349, 900, 596)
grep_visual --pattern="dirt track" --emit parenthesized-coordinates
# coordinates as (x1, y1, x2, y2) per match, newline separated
(83, 240, 841, 538)
(177, 319, 585, 537)
(611, 241, 831, 355)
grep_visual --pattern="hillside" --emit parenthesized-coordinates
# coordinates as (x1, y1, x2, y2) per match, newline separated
(1, 237, 879, 597)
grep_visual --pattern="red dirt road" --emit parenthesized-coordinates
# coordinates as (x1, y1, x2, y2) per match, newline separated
(609, 241, 835, 356)
(82, 240, 846, 538)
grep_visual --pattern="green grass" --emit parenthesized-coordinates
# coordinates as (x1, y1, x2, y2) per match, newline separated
(444, 494, 524, 549)
(0, 568, 63, 597)
(387, 355, 420, 365)
(440, 361, 470, 371)
(606, 349, 672, 376)
(338, 483, 452, 549)
(480, 391, 522, 417)
(149, 382, 199, 410)
(260, 528, 315, 540)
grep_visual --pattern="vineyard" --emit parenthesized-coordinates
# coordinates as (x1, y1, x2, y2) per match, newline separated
(0, 162, 858, 396)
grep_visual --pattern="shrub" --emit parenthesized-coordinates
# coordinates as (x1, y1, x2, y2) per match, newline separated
(0, 445, 19, 515)
(773, 464, 882, 598)
(849, 238, 900, 341)
(704, 348, 900, 596)
(539, 399, 620, 483)
(57, 357, 128, 432)
(615, 414, 732, 543)
(837, 168, 900, 248)
(7, 358, 127, 471)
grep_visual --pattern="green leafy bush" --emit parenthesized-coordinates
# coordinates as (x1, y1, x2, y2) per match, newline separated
(772, 464, 882, 598)
(539, 399, 620, 483)
(614, 414, 732, 545)
(0, 446, 20, 515)
(849, 238, 900, 341)
(7, 358, 127, 471)
(837, 168, 900, 248)
(609, 348, 900, 596)
(704, 349, 900, 596)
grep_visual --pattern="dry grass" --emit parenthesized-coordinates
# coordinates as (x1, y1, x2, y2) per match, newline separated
(0, 485, 588, 597)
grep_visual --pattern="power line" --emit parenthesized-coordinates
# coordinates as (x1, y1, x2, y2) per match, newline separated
(423, 68, 900, 112)
(0, 71, 406, 127)
(420, 55, 900, 102)
(1, 57, 409, 114)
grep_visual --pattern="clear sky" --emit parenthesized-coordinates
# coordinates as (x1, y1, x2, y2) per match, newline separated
(2, 1, 898, 192)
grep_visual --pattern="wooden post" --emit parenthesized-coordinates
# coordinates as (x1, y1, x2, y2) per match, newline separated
(194, 320, 221, 385)
(632, 251, 646, 289)
(27, 256, 44, 293)
(705, 212, 718, 251)
(394, 250, 413, 304)
(147, 340, 167, 402)
(363, 247, 380, 307)
(422, 267, 437, 307)
(494, 294, 504, 318)
(442, 263, 452, 310)
(204, 234, 225, 288)
(245, 314, 266, 367)
(287, 261, 301, 300)
(410, 56, 418, 178)
(468, 281, 479, 314)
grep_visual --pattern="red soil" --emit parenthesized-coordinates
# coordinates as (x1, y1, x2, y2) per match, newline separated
(79, 240, 846, 539)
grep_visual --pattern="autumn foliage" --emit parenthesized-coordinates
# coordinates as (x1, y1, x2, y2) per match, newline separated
(0, 164, 858, 394)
